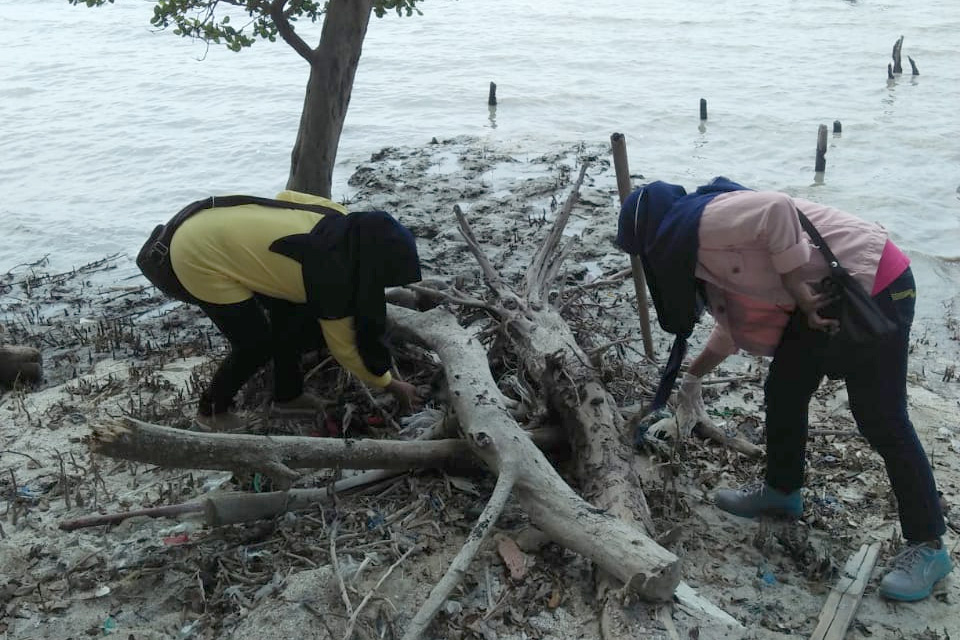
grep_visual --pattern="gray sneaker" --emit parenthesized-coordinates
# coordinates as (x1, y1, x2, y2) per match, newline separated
(879, 540, 953, 601)
(713, 481, 803, 519)
(194, 411, 245, 433)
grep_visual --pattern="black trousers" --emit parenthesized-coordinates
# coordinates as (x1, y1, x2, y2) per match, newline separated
(197, 296, 319, 415)
(764, 268, 945, 542)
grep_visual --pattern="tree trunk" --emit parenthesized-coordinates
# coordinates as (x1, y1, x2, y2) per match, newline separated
(286, 0, 374, 197)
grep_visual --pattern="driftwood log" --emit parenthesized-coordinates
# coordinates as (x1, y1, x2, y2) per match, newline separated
(0, 345, 42, 386)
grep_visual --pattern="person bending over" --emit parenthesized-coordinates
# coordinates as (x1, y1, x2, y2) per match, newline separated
(616, 177, 952, 602)
(154, 189, 421, 432)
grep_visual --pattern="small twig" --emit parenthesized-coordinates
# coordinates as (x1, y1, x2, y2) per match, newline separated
(352, 553, 375, 584)
(8, 469, 19, 526)
(525, 163, 590, 304)
(56, 451, 71, 510)
(342, 544, 420, 640)
(303, 356, 334, 383)
(356, 381, 401, 432)
(484, 565, 496, 611)
(560, 268, 631, 312)
(0, 450, 44, 468)
(330, 520, 354, 616)
(453, 205, 523, 309)
(585, 338, 633, 359)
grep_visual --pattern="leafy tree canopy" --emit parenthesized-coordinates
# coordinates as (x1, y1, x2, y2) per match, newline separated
(70, 0, 423, 52)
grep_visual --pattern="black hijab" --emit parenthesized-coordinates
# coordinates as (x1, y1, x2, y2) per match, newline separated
(270, 210, 421, 376)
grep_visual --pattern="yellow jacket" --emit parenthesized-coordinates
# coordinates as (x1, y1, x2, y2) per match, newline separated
(170, 190, 392, 388)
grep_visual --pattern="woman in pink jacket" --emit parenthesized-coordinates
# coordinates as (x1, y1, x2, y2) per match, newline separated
(616, 177, 952, 602)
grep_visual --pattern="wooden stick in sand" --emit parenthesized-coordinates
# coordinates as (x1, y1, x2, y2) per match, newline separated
(610, 132, 655, 360)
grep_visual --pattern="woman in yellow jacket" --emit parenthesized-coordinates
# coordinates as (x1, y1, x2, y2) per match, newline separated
(165, 190, 421, 431)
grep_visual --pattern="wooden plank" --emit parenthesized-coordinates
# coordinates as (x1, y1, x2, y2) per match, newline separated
(810, 542, 881, 640)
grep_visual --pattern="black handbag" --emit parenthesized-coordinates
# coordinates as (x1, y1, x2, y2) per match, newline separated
(796, 211, 898, 347)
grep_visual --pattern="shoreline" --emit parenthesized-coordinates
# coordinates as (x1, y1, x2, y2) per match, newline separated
(2, 137, 959, 640)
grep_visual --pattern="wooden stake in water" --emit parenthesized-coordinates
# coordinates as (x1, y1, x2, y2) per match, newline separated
(833, 120, 842, 135)
(610, 132, 655, 360)
(815, 124, 828, 173)
(488, 82, 497, 106)
(908, 56, 920, 76)
(892, 36, 904, 74)
(699, 98, 708, 121)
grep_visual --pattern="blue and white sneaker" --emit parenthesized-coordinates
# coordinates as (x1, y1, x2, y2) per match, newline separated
(879, 540, 953, 602)
(713, 481, 803, 519)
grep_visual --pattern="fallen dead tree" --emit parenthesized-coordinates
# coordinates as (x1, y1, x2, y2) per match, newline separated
(428, 164, 743, 636)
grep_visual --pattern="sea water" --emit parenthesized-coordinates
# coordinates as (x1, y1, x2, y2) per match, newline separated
(1, 0, 958, 315)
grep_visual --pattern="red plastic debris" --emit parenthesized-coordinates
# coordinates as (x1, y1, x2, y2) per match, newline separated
(162, 533, 190, 545)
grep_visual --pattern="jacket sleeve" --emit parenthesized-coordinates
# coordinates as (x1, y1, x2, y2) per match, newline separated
(318, 318, 393, 388)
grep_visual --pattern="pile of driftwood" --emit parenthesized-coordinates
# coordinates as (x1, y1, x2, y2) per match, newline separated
(50, 161, 760, 639)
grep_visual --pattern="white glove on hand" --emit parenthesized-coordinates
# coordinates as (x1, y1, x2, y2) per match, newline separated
(675, 372, 716, 437)
(648, 373, 716, 443)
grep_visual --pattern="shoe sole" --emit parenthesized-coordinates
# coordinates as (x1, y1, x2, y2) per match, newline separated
(715, 499, 803, 520)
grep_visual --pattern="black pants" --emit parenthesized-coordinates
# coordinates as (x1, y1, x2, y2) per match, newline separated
(197, 296, 319, 415)
(764, 268, 945, 541)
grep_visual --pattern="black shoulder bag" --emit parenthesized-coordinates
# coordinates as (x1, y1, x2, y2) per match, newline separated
(136, 195, 342, 304)
(795, 210, 897, 348)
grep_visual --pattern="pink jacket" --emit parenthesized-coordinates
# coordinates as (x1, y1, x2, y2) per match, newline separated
(695, 190, 890, 356)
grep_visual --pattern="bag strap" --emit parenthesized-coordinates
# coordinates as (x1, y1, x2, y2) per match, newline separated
(795, 209, 842, 270)
(160, 194, 344, 246)
(171, 194, 341, 226)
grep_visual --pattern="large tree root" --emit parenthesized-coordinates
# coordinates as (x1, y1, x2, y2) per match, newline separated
(387, 305, 681, 637)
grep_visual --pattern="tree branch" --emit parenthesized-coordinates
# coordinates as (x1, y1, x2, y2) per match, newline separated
(401, 469, 517, 639)
(270, 0, 316, 62)
(89, 417, 478, 475)
(524, 163, 589, 304)
(453, 204, 526, 311)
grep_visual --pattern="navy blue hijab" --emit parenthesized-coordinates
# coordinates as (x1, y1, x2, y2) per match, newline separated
(616, 177, 750, 410)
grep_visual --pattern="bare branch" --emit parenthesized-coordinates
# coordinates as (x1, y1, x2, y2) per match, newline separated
(524, 163, 589, 303)
(453, 205, 524, 309)
(401, 469, 516, 640)
(89, 417, 479, 474)
(405, 283, 505, 319)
